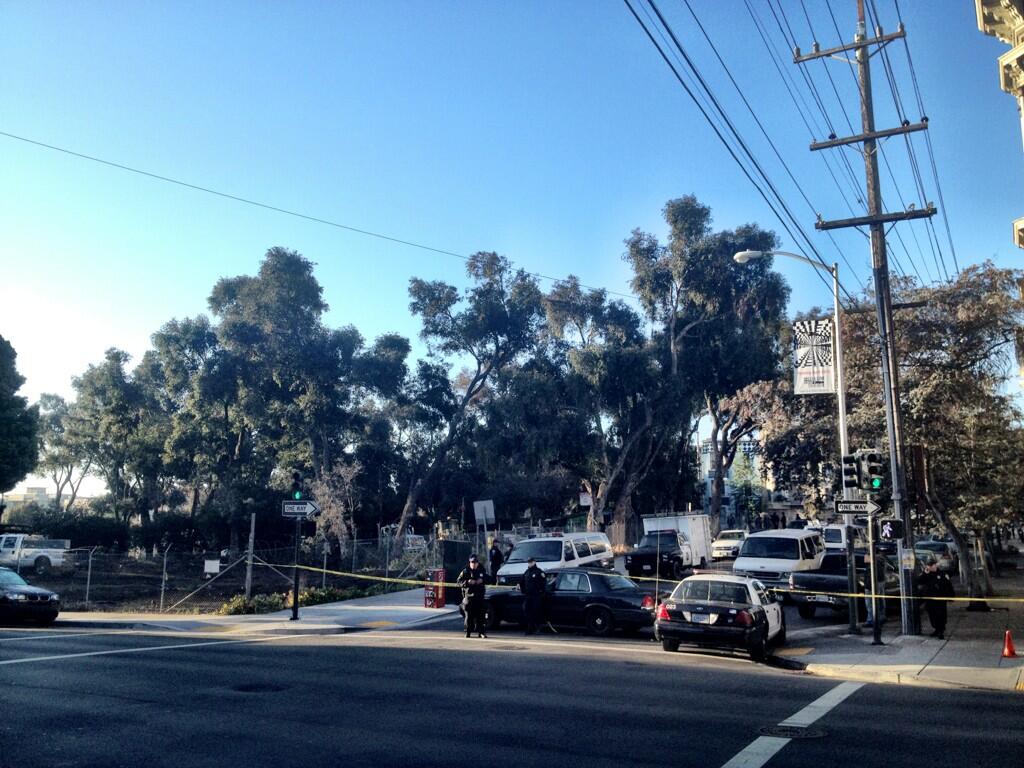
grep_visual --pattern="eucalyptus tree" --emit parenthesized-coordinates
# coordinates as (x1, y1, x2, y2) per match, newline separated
(0, 335, 38, 495)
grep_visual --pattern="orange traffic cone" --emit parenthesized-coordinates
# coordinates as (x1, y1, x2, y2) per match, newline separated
(1002, 630, 1017, 659)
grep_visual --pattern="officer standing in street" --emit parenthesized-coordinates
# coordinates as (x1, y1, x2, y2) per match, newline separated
(457, 554, 488, 638)
(521, 557, 546, 635)
(916, 557, 954, 639)
(488, 539, 505, 581)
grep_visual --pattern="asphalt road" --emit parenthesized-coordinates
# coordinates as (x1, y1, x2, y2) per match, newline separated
(0, 624, 1020, 768)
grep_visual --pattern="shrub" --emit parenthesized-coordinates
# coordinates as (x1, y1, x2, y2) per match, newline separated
(217, 593, 287, 615)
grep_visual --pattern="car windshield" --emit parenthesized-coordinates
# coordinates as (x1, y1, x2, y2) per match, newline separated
(0, 570, 28, 587)
(719, 531, 744, 540)
(823, 528, 843, 543)
(639, 533, 677, 548)
(600, 574, 639, 591)
(740, 537, 801, 559)
(916, 542, 946, 552)
(674, 580, 750, 604)
(507, 540, 563, 563)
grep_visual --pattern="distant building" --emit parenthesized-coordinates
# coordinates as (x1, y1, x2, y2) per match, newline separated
(2, 486, 50, 510)
(977, 0, 1024, 248)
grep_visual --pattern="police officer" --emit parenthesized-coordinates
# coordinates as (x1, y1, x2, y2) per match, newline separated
(916, 557, 954, 639)
(521, 557, 546, 635)
(488, 539, 505, 580)
(457, 554, 488, 638)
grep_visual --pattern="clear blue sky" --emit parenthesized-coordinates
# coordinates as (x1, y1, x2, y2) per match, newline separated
(2, 0, 1021, 417)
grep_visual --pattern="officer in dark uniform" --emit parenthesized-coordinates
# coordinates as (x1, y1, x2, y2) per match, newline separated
(916, 557, 954, 639)
(488, 540, 505, 580)
(457, 554, 488, 638)
(520, 557, 547, 635)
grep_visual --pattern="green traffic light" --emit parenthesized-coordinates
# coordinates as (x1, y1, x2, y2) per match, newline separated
(871, 478, 882, 489)
(293, 491, 303, 500)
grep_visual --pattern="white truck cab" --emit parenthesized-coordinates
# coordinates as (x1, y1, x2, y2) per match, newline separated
(0, 534, 72, 575)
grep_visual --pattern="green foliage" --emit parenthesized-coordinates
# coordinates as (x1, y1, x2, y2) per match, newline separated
(217, 592, 287, 615)
(6, 503, 129, 549)
(0, 335, 39, 493)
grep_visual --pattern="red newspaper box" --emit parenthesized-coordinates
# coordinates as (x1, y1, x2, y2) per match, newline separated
(424, 568, 446, 608)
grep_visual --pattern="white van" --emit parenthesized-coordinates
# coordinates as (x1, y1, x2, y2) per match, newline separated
(732, 529, 825, 592)
(821, 524, 868, 551)
(495, 533, 614, 586)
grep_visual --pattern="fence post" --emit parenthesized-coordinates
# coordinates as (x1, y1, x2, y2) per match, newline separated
(322, 542, 328, 589)
(159, 544, 172, 612)
(85, 547, 97, 606)
(244, 512, 256, 600)
(385, 536, 391, 593)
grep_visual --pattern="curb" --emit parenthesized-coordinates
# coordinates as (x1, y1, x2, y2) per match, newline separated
(802, 663, 1022, 693)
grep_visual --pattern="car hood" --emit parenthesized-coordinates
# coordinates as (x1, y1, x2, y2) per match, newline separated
(629, 546, 674, 557)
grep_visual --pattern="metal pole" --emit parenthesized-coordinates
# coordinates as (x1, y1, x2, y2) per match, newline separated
(384, 535, 391, 594)
(867, 515, 882, 645)
(159, 544, 172, 612)
(322, 543, 328, 589)
(832, 262, 860, 634)
(244, 512, 256, 600)
(290, 518, 301, 621)
(855, 0, 915, 635)
(85, 546, 97, 606)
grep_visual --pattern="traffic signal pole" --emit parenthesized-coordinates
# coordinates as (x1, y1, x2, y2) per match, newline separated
(794, 0, 931, 636)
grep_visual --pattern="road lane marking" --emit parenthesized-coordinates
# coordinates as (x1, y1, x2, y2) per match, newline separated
(0, 633, 320, 666)
(720, 681, 864, 768)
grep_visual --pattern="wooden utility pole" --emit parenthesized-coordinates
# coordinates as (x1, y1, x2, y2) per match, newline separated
(794, 0, 935, 635)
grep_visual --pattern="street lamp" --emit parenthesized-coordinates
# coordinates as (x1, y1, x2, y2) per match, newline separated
(734, 249, 860, 633)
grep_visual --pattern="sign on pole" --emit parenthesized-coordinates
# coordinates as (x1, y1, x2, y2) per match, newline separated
(793, 319, 836, 395)
(282, 500, 321, 520)
(472, 500, 495, 526)
(833, 498, 881, 516)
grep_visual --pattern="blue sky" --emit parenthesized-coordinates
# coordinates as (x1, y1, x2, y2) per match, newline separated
(1, 1, 1021, 419)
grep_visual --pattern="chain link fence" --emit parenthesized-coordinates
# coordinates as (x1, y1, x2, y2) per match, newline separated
(22, 537, 444, 614)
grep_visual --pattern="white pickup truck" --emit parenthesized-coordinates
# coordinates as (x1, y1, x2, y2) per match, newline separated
(0, 534, 72, 574)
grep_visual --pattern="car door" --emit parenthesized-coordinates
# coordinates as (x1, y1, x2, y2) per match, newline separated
(752, 581, 781, 638)
(549, 572, 589, 626)
(0, 535, 17, 566)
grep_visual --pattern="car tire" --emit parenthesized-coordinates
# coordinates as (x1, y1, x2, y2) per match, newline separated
(797, 604, 816, 620)
(661, 637, 680, 653)
(34, 556, 52, 576)
(672, 561, 687, 580)
(484, 605, 500, 630)
(585, 607, 614, 637)
(748, 630, 768, 663)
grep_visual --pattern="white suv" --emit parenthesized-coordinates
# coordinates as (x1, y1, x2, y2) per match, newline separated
(711, 529, 746, 560)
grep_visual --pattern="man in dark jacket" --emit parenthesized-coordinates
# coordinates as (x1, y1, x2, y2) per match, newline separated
(521, 557, 547, 635)
(457, 554, 488, 638)
(488, 540, 505, 580)
(916, 558, 954, 639)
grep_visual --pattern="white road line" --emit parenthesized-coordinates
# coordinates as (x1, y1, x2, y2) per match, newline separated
(0, 630, 129, 644)
(720, 681, 864, 768)
(0, 633, 319, 666)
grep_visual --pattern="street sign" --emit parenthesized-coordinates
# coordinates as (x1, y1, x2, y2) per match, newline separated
(834, 498, 881, 516)
(282, 500, 321, 520)
(473, 500, 495, 526)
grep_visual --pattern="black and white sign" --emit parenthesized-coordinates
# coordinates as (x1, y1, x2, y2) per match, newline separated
(834, 498, 881, 516)
(473, 500, 495, 526)
(282, 500, 321, 519)
(793, 319, 836, 395)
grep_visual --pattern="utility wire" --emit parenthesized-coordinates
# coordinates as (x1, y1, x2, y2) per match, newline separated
(680, 0, 866, 294)
(0, 129, 636, 301)
(624, 0, 856, 304)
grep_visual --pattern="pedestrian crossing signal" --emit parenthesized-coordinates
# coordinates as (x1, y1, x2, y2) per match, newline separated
(878, 518, 904, 541)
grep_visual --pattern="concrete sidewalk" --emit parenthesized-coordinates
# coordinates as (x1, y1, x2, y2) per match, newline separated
(787, 565, 1024, 693)
(55, 587, 460, 635)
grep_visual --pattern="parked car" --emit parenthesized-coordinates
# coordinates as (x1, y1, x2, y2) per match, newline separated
(495, 533, 614, 586)
(788, 552, 901, 619)
(655, 574, 785, 662)
(732, 529, 825, 594)
(481, 568, 655, 636)
(821, 524, 868, 552)
(0, 567, 60, 625)
(914, 540, 958, 572)
(711, 529, 747, 560)
(0, 533, 72, 575)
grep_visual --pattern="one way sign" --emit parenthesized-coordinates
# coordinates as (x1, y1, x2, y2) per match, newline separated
(834, 498, 881, 516)
(282, 500, 321, 520)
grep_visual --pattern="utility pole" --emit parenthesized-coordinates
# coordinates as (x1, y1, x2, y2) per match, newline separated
(794, 0, 933, 636)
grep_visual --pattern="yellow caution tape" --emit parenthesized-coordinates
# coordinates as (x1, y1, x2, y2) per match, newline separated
(258, 562, 1024, 604)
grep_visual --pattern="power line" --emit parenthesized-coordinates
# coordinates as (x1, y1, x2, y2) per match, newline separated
(0, 129, 636, 301)
(681, 0, 866, 294)
(623, 0, 857, 305)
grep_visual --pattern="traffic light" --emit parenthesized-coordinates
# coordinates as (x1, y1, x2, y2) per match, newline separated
(290, 471, 303, 501)
(863, 451, 885, 493)
(841, 453, 861, 489)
